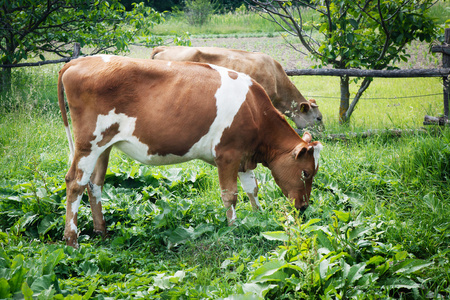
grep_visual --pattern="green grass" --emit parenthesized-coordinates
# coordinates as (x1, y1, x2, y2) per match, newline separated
(152, 7, 321, 37)
(1, 7, 450, 299)
(293, 76, 444, 130)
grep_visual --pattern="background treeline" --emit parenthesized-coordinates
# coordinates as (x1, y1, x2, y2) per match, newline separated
(120, 0, 247, 12)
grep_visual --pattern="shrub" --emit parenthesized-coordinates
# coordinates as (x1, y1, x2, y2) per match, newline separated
(184, 0, 217, 26)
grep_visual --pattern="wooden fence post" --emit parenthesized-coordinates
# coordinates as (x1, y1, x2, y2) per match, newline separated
(72, 43, 81, 59)
(431, 28, 450, 119)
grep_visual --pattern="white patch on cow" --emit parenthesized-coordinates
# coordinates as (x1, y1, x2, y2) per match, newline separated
(238, 170, 257, 194)
(96, 54, 114, 63)
(230, 205, 237, 222)
(77, 65, 253, 184)
(69, 218, 77, 234)
(313, 143, 323, 170)
(204, 64, 253, 157)
(71, 194, 82, 215)
(238, 170, 262, 210)
(167, 61, 172, 67)
(77, 109, 146, 185)
(91, 183, 102, 205)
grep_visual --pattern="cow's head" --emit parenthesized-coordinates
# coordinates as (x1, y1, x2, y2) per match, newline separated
(292, 99, 323, 130)
(270, 132, 323, 212)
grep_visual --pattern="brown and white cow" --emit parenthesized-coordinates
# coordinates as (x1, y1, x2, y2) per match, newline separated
(151, 46, 323, 129)
(58, 55, 323, 248)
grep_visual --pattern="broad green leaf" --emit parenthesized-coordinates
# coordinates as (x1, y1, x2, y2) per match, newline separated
(167, 226, 194, 246)
(347, 226, 371, 240)
(168, 270, 185, 284)
(38, 215, 58, 236)
(79, 261, 99, 277)
(300, 218, 322, 231)
(348, 18, 358, 29)
(318, 259, 336, 281)
(0, 278, 11, 299)
(30, 275, 54, 293)
(382, 277, 420, 289)
(261, 231, 289, 242)
(394, 250, 408, 261)
(241, 283, 278, 298)
(9, 260, 27, 293)
(346, 263, 366, 285)
(251, 260, 287, 282)
(316, 230, 334, 251)
(21, 281, 33, 300)
(333, 210, 351, 223)
(367, 256, 385, 266)
(82, 282, 98, 300)
(392, 259, 433, 275)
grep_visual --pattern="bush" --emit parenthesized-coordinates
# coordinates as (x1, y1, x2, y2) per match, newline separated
(184, 0, 217, 26)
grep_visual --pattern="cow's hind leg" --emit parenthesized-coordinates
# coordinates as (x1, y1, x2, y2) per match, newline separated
(64, 148, 106, 247)
(86, 147, 111, 238)
(64, 159, 88, 248)
(238, 170, 262, 211)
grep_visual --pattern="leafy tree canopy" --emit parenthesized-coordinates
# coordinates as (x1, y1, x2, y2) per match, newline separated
(250, 0, 441, 123)
(0, 0, 169, 66)
(0, 0, 191, 91)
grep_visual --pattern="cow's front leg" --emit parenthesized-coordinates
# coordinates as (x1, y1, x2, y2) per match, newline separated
(238, 170, 262, 211)
(215, 154, 240, 224)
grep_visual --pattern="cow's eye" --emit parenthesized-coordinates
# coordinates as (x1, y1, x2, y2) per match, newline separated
(302, 170, 310, 179)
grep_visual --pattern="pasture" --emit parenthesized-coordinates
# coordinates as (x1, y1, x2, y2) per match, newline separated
(1, 15, 450, 300)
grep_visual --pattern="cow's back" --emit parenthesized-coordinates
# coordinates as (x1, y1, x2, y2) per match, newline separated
(151, 46, 309, 111)
(152, 47, 280, 98)
(60, 55, 273, 165)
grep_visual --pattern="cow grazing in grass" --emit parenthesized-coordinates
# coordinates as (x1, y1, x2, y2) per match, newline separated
(151, 46, 323, 130)
(57, 55, 323, 248)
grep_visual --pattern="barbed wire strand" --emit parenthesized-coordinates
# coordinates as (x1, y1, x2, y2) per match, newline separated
(305, 93, 441, 100)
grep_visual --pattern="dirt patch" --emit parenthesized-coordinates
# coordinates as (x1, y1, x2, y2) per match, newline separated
(191, 36, 442, 70)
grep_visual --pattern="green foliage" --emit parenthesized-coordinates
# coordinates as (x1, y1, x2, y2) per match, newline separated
(312, 0, 438, 70)
(0, 0, 190, 93)
(250, 0, 441, 123)
(0, 1, 164, 65)
(236, 212, 435, 298)
(184, 0, 219, 26)
(1, 17, 450, 297)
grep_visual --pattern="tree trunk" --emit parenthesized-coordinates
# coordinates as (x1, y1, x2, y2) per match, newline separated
(0, 67, 12, 93)
(339, 75, 350, 124)
(345, 77, 372, 121)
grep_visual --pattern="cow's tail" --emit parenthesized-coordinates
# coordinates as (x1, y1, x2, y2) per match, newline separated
(57, 67, 75, 161)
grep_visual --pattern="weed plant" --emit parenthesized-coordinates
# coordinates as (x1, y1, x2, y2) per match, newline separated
(1, 9, 450, 299)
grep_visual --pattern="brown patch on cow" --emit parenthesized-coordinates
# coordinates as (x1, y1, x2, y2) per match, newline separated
(97, 123, 120, 147)
(228, 71, 238, 80)
(128, 62, 221, 157)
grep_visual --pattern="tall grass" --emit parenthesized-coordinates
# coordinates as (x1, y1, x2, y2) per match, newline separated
(152, 7, 320, 37)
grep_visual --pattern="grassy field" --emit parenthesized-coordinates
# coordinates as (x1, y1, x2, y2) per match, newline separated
(1, 5, 450, 299)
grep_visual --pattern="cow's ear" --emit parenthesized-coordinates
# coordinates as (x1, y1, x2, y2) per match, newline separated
(299, 102, 310, 113)
(292, 144, 308, 160)
(302, 131, 312, 143)
(308, 99, 319, 107)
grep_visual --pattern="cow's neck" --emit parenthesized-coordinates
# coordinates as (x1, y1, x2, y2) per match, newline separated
(257, 113, 304, 168)
(276, 77, 308, 113)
